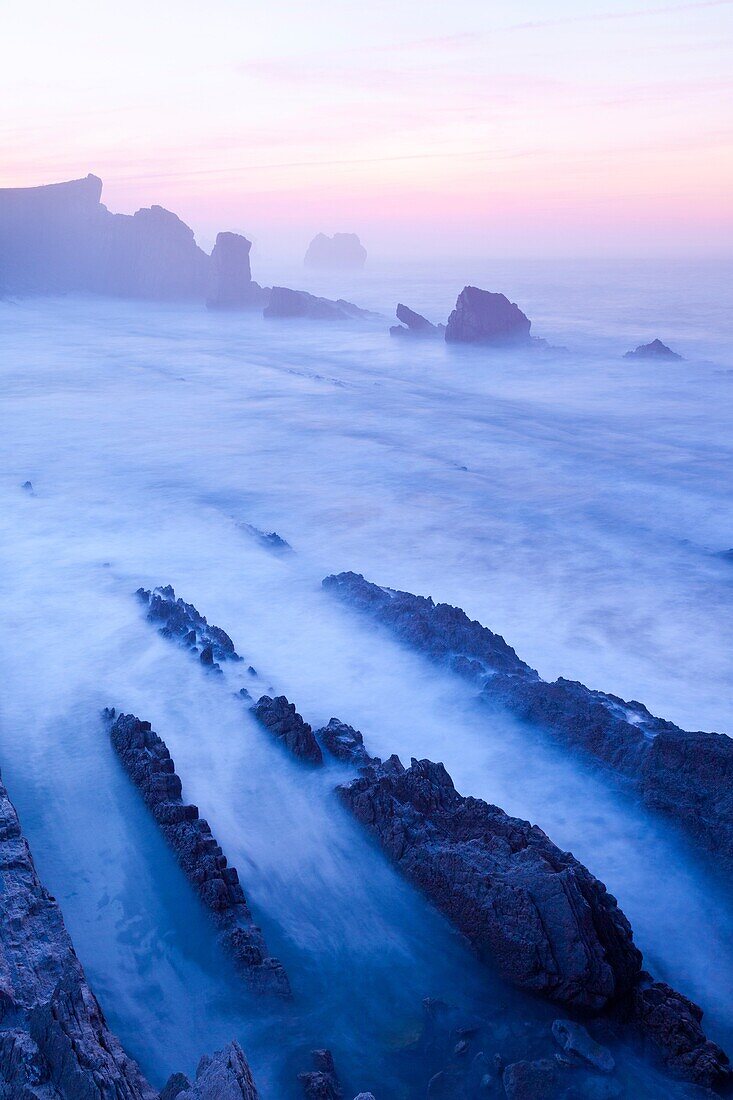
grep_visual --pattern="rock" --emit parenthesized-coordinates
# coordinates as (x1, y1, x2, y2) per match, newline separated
(315, 718, 375, 767)
(352, 1095, 376, 1099)
(624, 339, 682, 361)
(304, 233, 366, 269)
(322, 571, 733, 869)
(631, 978, 730, 1088)
(551, 1020, 614, 1072)
(264, 286, 372, 321)
(239, 523, 292, 553)
(298, 1049, 344, 1099)
(173, 1042, 260, 1099)
(161, 1071, 193, 1099)
(206, 232, 269, 310)
(389, 303, 442, 338)
(337, 756, 642, 1010)
(444, 286, 531, 345)
(0, 765, 158, 1099)
(137, 585, 242, 669)
(252, 695, 323, 765)
(21, 480, 34, 493)
(106, 709, 290, 996)
(502, 1058, 559, 1100)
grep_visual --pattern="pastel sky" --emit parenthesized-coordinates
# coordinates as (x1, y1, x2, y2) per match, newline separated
(2, 0, 732, 258)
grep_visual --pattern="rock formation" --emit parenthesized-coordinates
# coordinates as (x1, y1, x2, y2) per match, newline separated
(389, 303, 443, 339)
(444, 286, 531, 345)
(238, 524, 292, 554)
(263, 287, 373, 322)
(338, 755, 641, 1011)
(298, 1049, 343, 1099)
(206, 232, 269, 310)
(624, 339, 683, 361)
(322, 571, 733, 869)
(106, 709, 290, 996)
(0, 765, 158, 1099)
(252, 695, 323, 765)
(303, 233, 366, 270)
(315, 719, 373, 767)
(137, 585, 242, 671)
(161, 1042, 260, 1099)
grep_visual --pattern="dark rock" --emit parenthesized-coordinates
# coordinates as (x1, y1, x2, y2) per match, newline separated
(106, 709, 290, 995)
(264, 287, 373, 321)
(0, 766, 158, 1099)
(315, 718, 375, 767)
(173, 1042, 260, 1099)
(624, 339, 683, 361)
(206, 232, 269, 310)
(390, 303, 442, 338)
(21, 480, 34, 493)
(551, 1020, 614, 1072)
(322, 571, 733, 869)
(252, 696, 323, 765)
(338, 756, 642, 1010)
(304, 233, 366, 270)
(239, 523, 292, 553)
(502, 1058, 559, 1100)
(444, 286, 531, 345)
(137, 585, 242, 669)
(298, 1049, 344, 1099)
(631, 978, 730, 1088)
(161, 1071, 193, 1100)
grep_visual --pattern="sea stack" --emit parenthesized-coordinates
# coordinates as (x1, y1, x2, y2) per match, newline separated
(445, 286, 531, 345)
(304, 232, 367, 269)
(206, 231, 268, 310)
(624, 339, 683, 361)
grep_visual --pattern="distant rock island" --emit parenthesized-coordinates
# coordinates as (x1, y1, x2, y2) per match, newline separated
(304, 232, 367, 270)
(445, 286, 532, 345)
(624, 338, 683, 361)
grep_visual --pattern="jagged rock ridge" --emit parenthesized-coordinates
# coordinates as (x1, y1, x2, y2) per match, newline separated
(106, 709, 290, 996)
(322, 571, 733, 868)
(624, 339, 683, 361)
(137, 585, 242, 671)
(252, 695, 324, 765)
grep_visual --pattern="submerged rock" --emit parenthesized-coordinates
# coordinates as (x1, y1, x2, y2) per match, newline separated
(106, 709, 290, 996)
(206, 232, 269, 310)
(304, 233, 366, 270)
(264, 287, 372, 322)
(444, 286, 531, 345)
(252, 695, 323, 765)
(239, 523, 292, 554)
(0, 766, 158, 1099)
(137, 585, 242, 670)
(502, 1058, 558, 1100)
(322, 571, 733, 870)
(298, 1049, 344, 1099)
(551, 1020, 614, 1072)
(390, 303, 442, 338)
(338, 756, 641, 1011)
(624, 339, 682, 361)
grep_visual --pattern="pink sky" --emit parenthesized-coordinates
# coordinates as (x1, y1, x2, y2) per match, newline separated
(2, 0, 732, 259)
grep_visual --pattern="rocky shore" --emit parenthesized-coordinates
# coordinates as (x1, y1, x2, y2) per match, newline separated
(322, 571, 733, 868)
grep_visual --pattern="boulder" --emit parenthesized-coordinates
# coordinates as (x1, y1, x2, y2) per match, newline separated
(298, 1049, 344, 1099)
(106, 709, 290, 996)
(252, 695, 323, 765)
(631, 978, 730, 1089)
(304, 233, 366, 269)
(623, 339, 682, 361)
(502, 1059, 559, 1100)
(551, 1020, 614, 1072)
(206, 232, 268, 310)
(444, 286, 531, 345)
(264, 287, 371, 321)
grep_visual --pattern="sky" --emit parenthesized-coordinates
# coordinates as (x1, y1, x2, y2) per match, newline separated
(2, 0, 732, 260)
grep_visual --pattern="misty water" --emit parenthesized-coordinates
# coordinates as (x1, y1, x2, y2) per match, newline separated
(1, 257, 732, 1097)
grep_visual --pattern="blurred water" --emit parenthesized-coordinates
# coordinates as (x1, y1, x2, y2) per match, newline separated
(0, 257, 732, 1096)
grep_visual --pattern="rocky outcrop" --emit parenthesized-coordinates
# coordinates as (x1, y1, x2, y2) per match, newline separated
(444, 286, 531, 345)
(252, 696, 323, 765)
(263, 287, 373, 322)
(389, 303, 442, 339)
(298, 1049, 343, 1099)
(137, 585, 242, 671)
(238, 524, 292, 554)
(106, 710, 290, 996)
(303, 233, 366, 270)
(338, 755, 641, 1011)
(315, 719, 373, 768)
(631, 978, 729, 1088)
(624, 339, 682, 361)
(161, 1042, 260, 1099)
(322, 571, 733, 868)
(206, 232, 269, 310)
(0, 765, 158, 1099)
